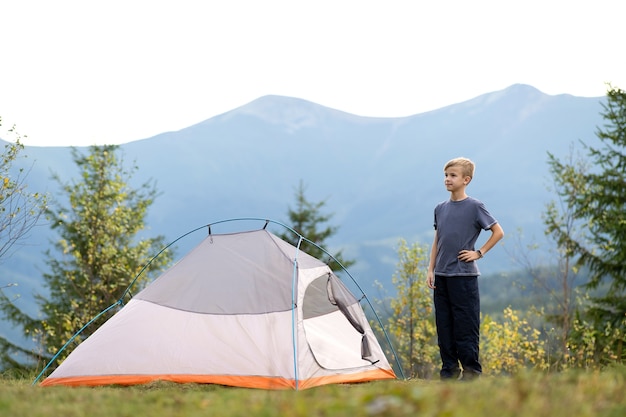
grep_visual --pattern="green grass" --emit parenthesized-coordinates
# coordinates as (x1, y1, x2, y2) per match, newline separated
(2, 368, 626, 417)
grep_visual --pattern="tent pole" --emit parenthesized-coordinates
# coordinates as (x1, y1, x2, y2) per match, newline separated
(290, 235, 304, 390)
(32, 301, 122, 385)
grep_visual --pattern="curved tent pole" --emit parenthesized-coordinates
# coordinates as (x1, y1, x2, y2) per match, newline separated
(32, 302, 122, 385)
(120, 223, 210, 301)
(33, 225, 212, 385)
(33, 217, 405, 385)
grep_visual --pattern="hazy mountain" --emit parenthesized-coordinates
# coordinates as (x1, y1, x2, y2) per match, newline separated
(0, 84, 605, 342)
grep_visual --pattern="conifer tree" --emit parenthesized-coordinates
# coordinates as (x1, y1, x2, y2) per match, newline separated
(546, 85, 626, 363)
(278, 180, 354, 271)
(0, 145, 172, 369)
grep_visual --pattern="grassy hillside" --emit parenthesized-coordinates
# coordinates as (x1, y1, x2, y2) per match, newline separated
(2, 368, 625, 417)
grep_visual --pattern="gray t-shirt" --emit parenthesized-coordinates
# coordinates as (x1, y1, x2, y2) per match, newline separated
(433, 196, 498, 277)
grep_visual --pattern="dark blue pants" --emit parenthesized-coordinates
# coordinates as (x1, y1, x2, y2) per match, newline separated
(433, 275, 481, 379)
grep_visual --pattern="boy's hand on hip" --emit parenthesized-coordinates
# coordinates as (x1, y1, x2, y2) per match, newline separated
(458, 250, 480, 262)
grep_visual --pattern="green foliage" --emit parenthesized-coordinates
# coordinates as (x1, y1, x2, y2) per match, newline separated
(547, 86, 626, 290)
(0, 118, 47, 264)
(278, 180, 354, 270)
(481, 307, 548, 375)
(373, 239, 438, 379)
(546, 85, 626, 366)
(566, 295, 626, 368)
(0, 145, 173, 369)
(509, 208, 586, 363)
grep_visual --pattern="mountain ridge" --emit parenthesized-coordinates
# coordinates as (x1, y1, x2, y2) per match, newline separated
(0, 83, 606, 342)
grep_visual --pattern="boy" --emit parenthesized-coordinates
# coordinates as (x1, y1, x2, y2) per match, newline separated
(426, 157, 504, 380)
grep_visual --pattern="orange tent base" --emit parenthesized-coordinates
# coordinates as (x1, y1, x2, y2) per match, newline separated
(40, 368, 397, 390)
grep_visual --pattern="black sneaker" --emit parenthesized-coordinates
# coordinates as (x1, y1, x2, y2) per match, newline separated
(459, 369, 481, 381)
(440, 370, 462, 381)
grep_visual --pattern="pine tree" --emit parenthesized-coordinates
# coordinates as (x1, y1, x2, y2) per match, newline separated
(278, 180, 354, 271)
(0, 145, 173, 369)
(546, 85, 626, 364)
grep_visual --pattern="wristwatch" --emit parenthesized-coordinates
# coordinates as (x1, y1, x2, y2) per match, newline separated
(476, 249, 483, 258)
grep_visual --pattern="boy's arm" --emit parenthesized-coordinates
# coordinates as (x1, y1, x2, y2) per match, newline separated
(427, 232, 438, 289)
(458, 223, 505, 262)
(480, 223, 504, 255)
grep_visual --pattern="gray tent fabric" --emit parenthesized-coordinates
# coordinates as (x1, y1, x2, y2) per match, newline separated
(136, 230, 323, 314)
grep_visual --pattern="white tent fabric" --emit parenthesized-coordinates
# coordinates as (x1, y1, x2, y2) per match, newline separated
(41, 229, 396, 389)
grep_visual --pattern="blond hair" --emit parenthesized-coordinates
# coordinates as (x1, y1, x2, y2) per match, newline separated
(444, 157, 475, 178)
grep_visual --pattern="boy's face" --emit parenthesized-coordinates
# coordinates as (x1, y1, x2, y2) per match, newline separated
(444, 166, 470, 192)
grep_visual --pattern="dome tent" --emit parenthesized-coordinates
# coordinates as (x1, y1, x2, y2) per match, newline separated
(37, 219, 397, 389)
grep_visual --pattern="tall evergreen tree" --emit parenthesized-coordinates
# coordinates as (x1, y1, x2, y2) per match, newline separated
(546, 85, 626, 363)
(0, 145, 173, 370)
(278, 180, 354, 271)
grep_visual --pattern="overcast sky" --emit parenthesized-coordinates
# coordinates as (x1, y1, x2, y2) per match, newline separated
(1, 0, 624, 147)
